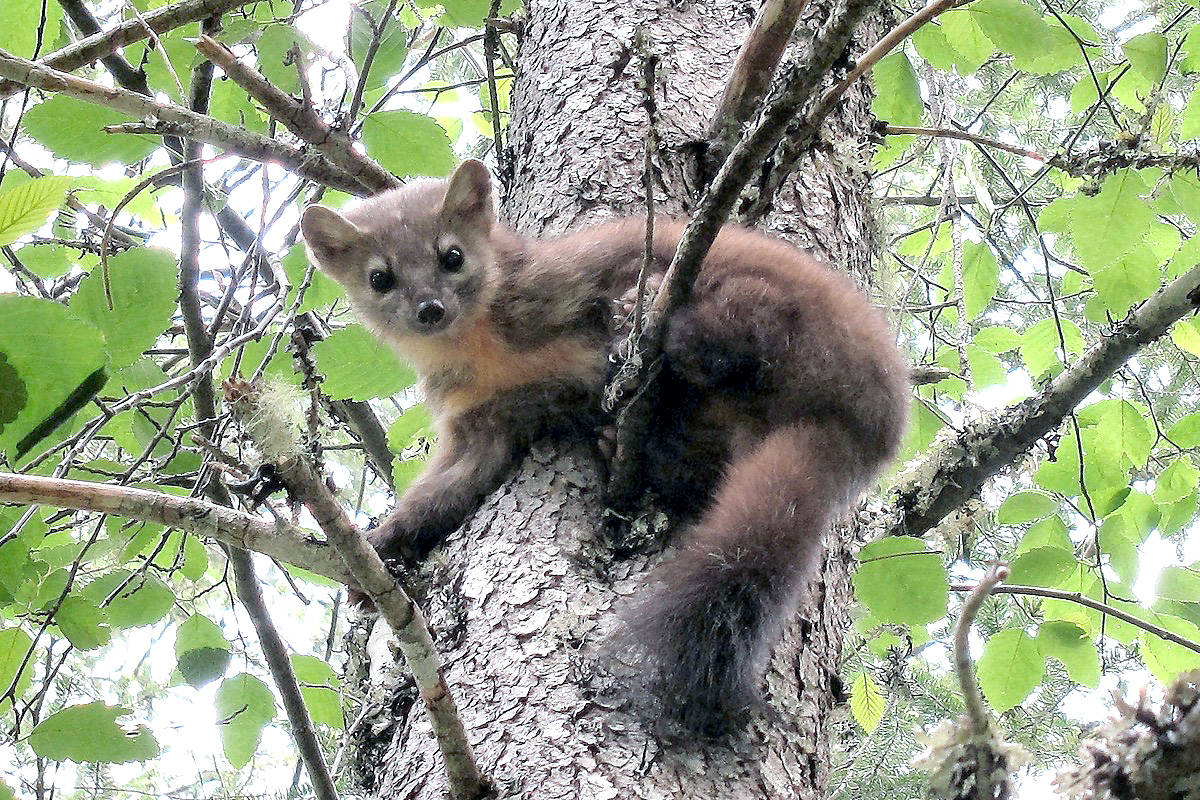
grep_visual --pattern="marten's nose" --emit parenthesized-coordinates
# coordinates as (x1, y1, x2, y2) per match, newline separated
(416, 299, 445, 327)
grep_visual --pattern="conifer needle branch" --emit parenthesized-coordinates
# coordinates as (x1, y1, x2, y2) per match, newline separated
(224, 380, 487, 800)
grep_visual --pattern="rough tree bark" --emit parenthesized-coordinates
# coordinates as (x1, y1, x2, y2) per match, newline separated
(350, 1, 887, 796)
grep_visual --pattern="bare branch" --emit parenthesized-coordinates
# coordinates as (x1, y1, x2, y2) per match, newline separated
(884, 260, 1200, 541)
(225, 380, 488, 800)
(0, 0, 258, 99)
(744, 0, 966, 221)
(884, 124, 1049, 163)
(606, 0, 881, 508)
(0, 473, 350, 583)
(704, 0, 808, 177)
(194, 35, 398, 193)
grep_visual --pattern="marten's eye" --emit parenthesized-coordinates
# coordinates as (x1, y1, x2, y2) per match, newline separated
(369, 269, 395, 293)
(441, 247, 464, 272)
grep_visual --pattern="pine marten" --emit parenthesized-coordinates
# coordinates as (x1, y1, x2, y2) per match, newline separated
(300, 160, 908, 735)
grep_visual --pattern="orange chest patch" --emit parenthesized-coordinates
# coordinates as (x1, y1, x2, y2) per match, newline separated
(396, 315, 605, 416)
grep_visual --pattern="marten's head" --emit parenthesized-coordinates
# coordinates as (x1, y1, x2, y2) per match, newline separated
(301, 160, 498, 340)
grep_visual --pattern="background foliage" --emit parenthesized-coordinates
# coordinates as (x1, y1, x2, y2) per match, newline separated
(0, 0, 1198, 796)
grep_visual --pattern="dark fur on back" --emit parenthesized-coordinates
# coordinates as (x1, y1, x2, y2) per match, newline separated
(300, 162, 909, 737)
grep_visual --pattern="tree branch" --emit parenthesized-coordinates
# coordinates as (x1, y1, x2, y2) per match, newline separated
(224, 380, 487, 800)
(743, 0, 966, 222)
(0, 0, 258, 98)
(55, 0, 151, 96)
(194, 35, 398, 194)
(704, 0, 808, 178)
(605, 0, 882, 508)
(0, 48, 366, 195)
(0, 473, 350, 583)
(953, 564, 1008, 800)
(885, 260, 1200, 541)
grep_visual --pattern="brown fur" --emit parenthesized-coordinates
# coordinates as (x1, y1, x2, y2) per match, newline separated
(301, 161, 909, 735)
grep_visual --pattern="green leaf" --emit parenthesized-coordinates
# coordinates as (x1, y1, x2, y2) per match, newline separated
(1167, 413, 1200, 447)
(1182, 24, 1200, 74)
(1035, 431, 1081, 496)
(387, 405, 434, 451)
(849, 671, 885, 733)
(255, 24, 308, 95)
(0, 627, 34, 714)
(13, 243, 75, 278)
(22, 96, 157, 167)
(870, 52, 922, 126)
(1036, 622, 1099, 688)
(281, 243, 343, 313)
(69, 249, 179, 369)
(969, 0, 1054, 61)
(1092, 249, 1161, 315)
(0, 0, 63, 57)
(1172, 317, 1200, 358)
(1093, 400, 1153, 469)
(1122, 32, 1167, 84)
(81, 570, 175, 629)
(0, 176, 73, 247)
(1020, 318, 1082, 377)
(312, 324, 416, 400)
(29, 702, 159, 763)
(54, 594, 112, 651)
(973, 326, 1022, 354)
(1013, 15, 1086, 74)
(1067, 171, 1157, 274)
(349, 1, 409, 92)
(1154, 457, 1199, 505)
(360, 110, 456, 179)
(912, 23, 959, 72)
(977, 628, 1045, 712)
(1182, 86, 1200, 140)
(175, 614, 231, 688)
(1140, 615, 1200, 685)
(0, 296, 107, 462)
(1007, 546, 1076, 587)
(937, 11, 995, 74)
(215, 673, 276, 768)
(1016, 515, 1072, 555)
(1157, 567, 1200, 604)
(853, 536, 949, 625)
(290, 654, 344, 729)
(997, 490, 1058, 524)
(966, 344, 1006, 388)
(962, 242, 999, 319)
(896, 398, 945, 466)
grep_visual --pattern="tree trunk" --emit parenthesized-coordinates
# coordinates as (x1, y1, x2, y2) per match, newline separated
(350, 1, 885, 796)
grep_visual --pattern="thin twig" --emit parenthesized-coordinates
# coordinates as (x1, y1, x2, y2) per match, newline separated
(605, 0, 882, 508)
(953, 564, 1009, 800)
(951, 583, 1200, 655)
(483, 0, 505, 176)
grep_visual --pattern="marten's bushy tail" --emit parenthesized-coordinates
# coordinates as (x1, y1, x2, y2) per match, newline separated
(622, 419, 872, 735)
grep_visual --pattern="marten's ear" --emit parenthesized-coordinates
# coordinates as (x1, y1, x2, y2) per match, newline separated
(439, 160, 494, 231)
(301, 205, 362, 277)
